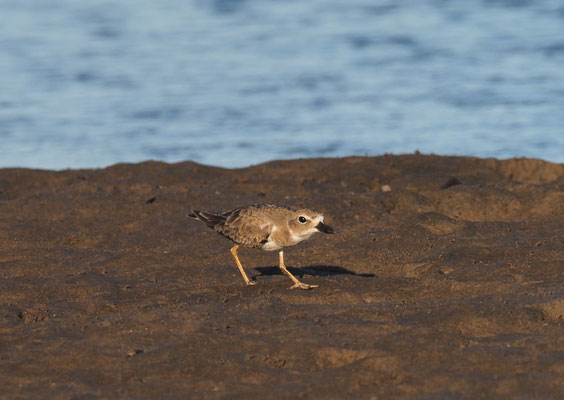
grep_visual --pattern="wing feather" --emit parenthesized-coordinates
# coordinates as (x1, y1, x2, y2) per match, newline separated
(190, 204, 277, 248)
(222, 208, 272, 248)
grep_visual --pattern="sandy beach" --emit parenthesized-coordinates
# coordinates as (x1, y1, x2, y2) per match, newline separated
(1, 154, 562, 399)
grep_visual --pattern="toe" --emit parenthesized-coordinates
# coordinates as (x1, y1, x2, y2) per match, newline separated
(290, 282, 318, 290)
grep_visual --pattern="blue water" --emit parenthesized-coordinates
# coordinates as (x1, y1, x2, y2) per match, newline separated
(1, 0, 563, 169)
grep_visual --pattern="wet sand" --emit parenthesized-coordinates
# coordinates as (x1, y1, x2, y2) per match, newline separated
(1, 155, 563, 399)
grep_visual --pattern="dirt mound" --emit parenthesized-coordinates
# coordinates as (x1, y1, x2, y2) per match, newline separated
(1, 155, 562, 399)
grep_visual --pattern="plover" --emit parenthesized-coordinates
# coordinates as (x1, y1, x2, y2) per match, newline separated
(188, 203, 334, 289)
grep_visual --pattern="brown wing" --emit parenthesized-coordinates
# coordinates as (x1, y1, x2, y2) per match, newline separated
(189, 210, 226, 229)
(219, 207, 273, 248)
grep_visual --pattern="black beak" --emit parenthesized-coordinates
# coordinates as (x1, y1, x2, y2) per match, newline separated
(316, 221, 335, 234)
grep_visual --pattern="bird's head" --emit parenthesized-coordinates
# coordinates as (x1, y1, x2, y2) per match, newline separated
(288, 209, 335, 241)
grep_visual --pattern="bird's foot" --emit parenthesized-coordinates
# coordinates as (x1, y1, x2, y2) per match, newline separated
(245, 280, 257, 286)
(289, 282, 318, 290)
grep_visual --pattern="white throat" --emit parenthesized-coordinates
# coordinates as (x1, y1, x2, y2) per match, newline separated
(289, 226, 319, 244)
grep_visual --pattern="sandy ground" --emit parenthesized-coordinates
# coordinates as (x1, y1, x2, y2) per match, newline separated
(0, 154, 563, 399)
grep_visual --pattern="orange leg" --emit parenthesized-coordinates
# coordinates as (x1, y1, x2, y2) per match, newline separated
(230, 245, 256, 285)
(278, 250, 318, 290)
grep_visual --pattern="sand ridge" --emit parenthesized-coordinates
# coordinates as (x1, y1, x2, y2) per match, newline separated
(0, 155, 563, 398)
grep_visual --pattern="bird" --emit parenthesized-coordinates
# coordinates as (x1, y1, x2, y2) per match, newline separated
(188, 203, 334, 290)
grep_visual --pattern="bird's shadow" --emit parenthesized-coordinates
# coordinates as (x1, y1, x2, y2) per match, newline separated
(253, 265, 374, 278)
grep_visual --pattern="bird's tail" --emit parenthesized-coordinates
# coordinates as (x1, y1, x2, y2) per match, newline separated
(188, 210, 226, 229)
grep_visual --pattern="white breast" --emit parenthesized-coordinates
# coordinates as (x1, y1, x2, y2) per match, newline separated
(260, 225, 282, 251)
(261, 238, 282, 251)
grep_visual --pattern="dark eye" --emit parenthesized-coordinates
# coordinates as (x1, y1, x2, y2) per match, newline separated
(298, 216, 307, 224)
